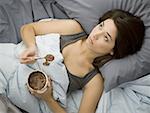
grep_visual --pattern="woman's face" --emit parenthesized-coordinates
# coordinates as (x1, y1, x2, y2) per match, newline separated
(86, 19, 117, 56)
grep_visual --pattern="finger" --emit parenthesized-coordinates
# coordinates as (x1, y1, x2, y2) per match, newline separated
(47, 81, 51, 87)
(48, 76, 52, 83)
(20, 57, 36, 64)
(30, 91, 34, 95)
(20, 59, 30, 64)
(20, 60, 28, 64)
(46, 77, 51, 87)
(30, 90, 38, 95)
(19, 56, 28, 60)
(29, 90, 36, 96)
(20, 57, 30, 61)
(19, 52, 28, 58)
(48, 76, 51, 80)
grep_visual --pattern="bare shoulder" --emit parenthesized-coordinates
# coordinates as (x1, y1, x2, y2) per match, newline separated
(85, 73, 103, 89)
(60, 19, 84, 34)
(78, 73, 103, 113)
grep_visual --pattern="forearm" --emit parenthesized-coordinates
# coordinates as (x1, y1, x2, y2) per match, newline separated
(20, 24, 36, 48)
(46, 97, 66, 113)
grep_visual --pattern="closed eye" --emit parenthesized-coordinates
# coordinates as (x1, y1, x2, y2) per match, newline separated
(99, 22, 104, 29)
(104, 36, 109, 42)
(102, 21, 113, 41)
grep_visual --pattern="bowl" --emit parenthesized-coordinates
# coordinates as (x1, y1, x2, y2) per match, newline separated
(27, 70, 49, 94)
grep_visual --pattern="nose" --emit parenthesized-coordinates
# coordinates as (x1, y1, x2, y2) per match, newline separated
(93, 30, 105, 40)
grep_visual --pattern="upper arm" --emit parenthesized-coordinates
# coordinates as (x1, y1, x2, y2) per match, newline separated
(78, 73, 104, 113)
(21, 19, 84, 36)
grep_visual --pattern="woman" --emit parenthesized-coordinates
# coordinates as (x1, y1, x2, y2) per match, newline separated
(0, 9, 145, 113)
(19, 9, 145, 113)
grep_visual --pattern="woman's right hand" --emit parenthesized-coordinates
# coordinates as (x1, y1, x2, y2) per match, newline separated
(19, 46, 37, 64)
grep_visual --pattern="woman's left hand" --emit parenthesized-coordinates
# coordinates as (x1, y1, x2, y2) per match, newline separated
(29, 78, 53, 101)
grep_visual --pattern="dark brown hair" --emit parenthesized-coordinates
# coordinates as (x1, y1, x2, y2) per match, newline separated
(93, 9, 145, 67)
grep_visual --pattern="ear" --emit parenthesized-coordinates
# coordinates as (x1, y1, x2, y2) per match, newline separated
(110, 51, 114, 56)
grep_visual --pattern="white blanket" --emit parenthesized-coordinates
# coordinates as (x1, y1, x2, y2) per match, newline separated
(0, 33, 69, 113)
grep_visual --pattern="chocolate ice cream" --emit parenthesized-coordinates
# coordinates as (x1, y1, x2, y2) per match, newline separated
(28, 71, 46, 90)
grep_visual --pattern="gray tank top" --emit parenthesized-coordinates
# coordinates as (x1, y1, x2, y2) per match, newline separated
(60, 32, 99, 93)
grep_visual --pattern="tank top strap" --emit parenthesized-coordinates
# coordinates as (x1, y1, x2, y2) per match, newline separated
(60, 31, 87, 52)
(67, 68, 99, 93)
(61, 31, 87, 39)
(81, 68, 99, 87)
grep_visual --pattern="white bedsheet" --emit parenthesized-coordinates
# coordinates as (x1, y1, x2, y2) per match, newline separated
(67, 74, 150, 113)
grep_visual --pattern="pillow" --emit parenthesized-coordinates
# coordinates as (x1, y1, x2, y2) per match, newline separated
(55, 0, 150, 91)
(0, 0, 49, 43)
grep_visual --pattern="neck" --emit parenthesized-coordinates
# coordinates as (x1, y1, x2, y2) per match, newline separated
(79, 39, 101, 64)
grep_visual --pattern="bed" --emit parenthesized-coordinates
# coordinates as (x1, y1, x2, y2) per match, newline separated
(0, 0, 150, 113)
